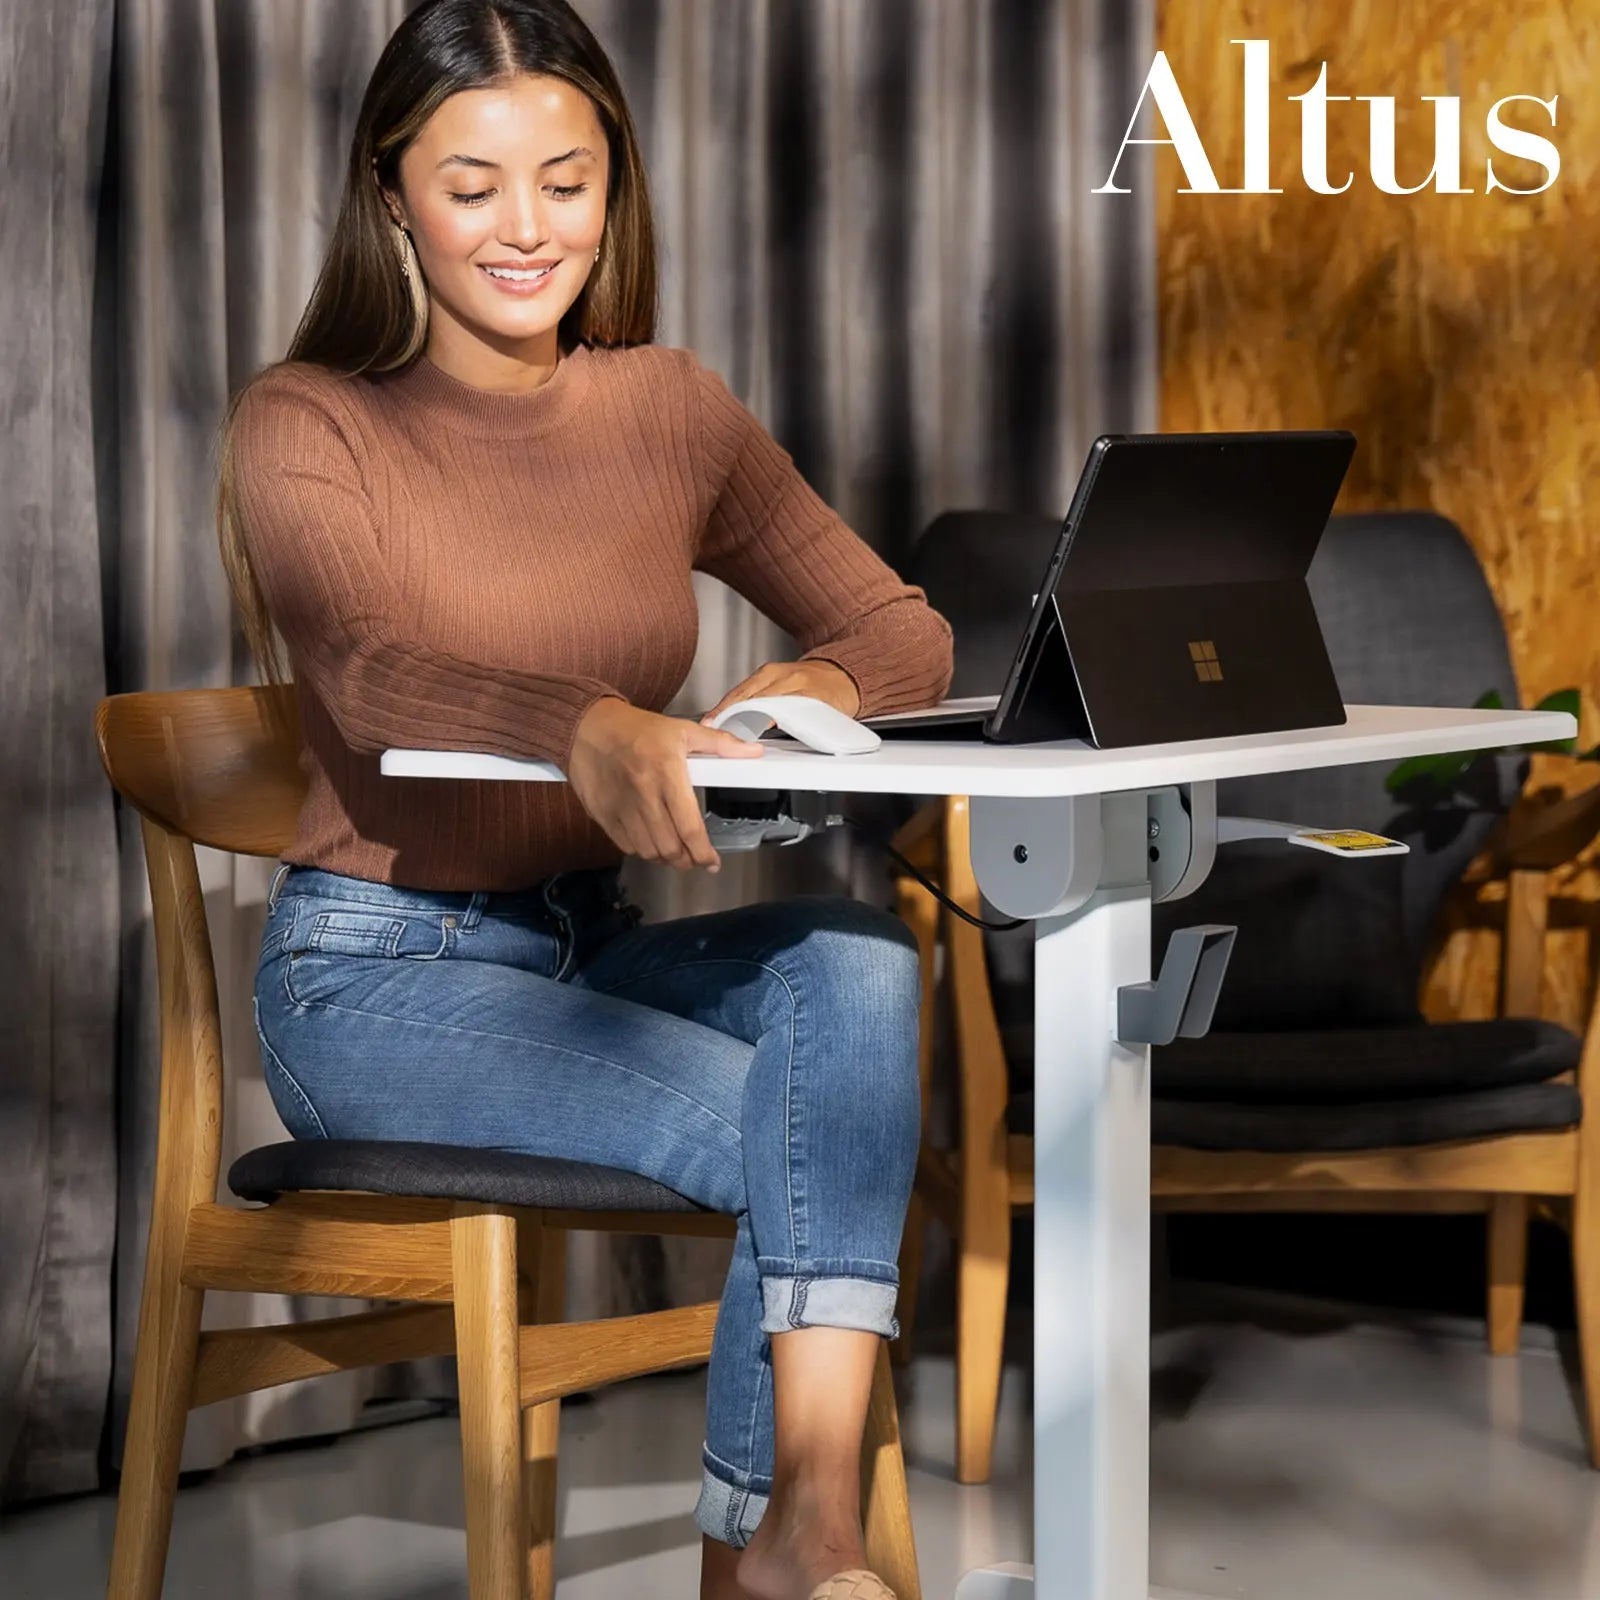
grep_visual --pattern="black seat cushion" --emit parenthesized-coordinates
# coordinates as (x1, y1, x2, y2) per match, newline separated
(1003, 1020, 1582, 1151)
(229, 1140, 706, 1213)
(1153, 1018, 1581, 1102)
(1147, 1084, 1582, 1152)
(1007, 1082, 1582, 1153)
(998, 1016, 1579, 1098)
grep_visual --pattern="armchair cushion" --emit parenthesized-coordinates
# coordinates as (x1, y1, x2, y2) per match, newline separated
(1152, 1017, 1580, 1102)
(1002, 1019, 1582, 1152)
(1008, 1082, 1581, 1152)
(1145, 1082, 1581, 1152)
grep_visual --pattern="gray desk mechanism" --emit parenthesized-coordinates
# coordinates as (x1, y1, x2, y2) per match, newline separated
(707, 781, 1403, 1052)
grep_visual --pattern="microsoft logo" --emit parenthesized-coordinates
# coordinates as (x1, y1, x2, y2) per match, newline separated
(1189, 640, 1224, 683)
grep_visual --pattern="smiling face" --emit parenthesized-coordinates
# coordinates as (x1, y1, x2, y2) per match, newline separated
(380, 73, 610, 376)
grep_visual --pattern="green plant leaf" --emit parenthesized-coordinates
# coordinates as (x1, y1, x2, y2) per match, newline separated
(1380, 686, 1585, 794)
(1534, 687, 1581, 719)
(1524, 687, 1582, 753)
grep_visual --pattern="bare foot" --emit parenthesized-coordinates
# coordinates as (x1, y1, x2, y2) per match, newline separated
(736, 1503, 871, 1600)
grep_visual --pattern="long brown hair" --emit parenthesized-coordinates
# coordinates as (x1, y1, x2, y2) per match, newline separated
(218, 0, 658, 685)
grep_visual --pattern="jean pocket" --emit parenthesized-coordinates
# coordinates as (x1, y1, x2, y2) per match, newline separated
(293, 907, 454, 960)
(307, 912, 408, 957)
(280, 905, 454, 1007)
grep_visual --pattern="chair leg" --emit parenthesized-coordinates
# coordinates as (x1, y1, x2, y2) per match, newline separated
(1488, 1194, 1529, 1356)
(107, 1228, 204, 1599)
(521, 1225, 566, 1600)
(862, 1341, 921, 1600)
(955, 1195, 1010, 1485)
(453, 1204, 529, 1600)
(1573, 1175, 1600, 1468)
(891, 1191, 927, 1367)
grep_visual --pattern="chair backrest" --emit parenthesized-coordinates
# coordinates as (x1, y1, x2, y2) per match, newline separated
(1217, 510, 1522, 974)
(906, 509, 1524, 1031)
(95, 685, 307, 1211)
(905, 511, 1063, 698)
(95, 685, 306, 855)
(1173, 512, 1523, 1028)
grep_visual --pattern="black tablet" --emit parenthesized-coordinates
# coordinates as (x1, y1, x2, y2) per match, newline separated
(978, 430, 1356, 748)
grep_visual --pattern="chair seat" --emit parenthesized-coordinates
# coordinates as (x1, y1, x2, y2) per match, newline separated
(1153, 1018, 1581, 1102)
(229, 1140, 706, 1213)
(1007, 1081, 1582, 1152)
(1001, 1019, 1585, 1152)
(1000, 1017, 1579, 1101)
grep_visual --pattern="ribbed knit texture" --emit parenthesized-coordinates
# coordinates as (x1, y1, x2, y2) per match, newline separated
(230, 342, 954, 889)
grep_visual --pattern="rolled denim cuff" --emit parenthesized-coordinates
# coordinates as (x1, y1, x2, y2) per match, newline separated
(695, 1448, 770, 1549)
(756, 1256, 901, 1338)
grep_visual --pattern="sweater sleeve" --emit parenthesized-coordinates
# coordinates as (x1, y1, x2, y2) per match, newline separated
(687, 358, 954, 719)
(229, 371, 625, 771)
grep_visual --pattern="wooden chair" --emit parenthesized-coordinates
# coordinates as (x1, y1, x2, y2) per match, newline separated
(97, 685, 921, 1600)
(889, 511, 1600, 1486)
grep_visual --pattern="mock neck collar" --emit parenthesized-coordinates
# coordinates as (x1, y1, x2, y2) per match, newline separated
(378, 343, 594, 439)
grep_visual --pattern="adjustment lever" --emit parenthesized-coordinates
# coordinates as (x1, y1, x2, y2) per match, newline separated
(701, 788, 843, 852)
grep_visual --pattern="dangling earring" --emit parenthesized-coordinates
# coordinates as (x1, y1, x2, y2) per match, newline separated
(389, 221, 429, 367)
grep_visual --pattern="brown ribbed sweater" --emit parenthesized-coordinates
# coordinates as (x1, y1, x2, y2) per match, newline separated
(230, 343, 954, 890)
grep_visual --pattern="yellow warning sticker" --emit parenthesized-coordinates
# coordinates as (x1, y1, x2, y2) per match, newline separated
(1291, 829, 1409, 857)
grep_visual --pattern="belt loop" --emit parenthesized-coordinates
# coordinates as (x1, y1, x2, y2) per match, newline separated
(540, 872, 565, 920)
(267, 862, 291, 911)
(540, 873, 576, 981)
(462, 890, 488, 931)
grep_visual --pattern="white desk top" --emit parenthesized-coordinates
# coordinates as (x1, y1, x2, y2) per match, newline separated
(381, 704, 1575, 799)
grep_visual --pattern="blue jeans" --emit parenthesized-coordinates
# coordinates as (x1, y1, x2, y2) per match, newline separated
(252, 862, 922, 1547)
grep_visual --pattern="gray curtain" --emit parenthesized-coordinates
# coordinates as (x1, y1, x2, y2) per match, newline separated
(0, 0, 121, 1507)
(0, 0, 1154, 1504)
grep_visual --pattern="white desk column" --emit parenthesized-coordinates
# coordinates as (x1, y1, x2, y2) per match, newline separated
(1031, 883, 1153, 1600)
(963, 789, 1156, 1600)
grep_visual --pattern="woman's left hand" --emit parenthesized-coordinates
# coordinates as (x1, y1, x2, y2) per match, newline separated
(698, 659, 862, 731)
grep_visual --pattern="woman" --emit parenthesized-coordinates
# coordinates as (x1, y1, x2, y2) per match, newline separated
(227, 3, 953, 1597)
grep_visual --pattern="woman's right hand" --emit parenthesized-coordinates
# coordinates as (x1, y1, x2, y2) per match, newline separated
(566, 698, 766, 873)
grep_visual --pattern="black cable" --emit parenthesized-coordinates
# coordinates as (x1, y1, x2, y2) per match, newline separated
(838, 815, 1027, 932)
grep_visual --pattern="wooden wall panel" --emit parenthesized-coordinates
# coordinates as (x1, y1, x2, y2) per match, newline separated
(1155, 0, 1600, 1028)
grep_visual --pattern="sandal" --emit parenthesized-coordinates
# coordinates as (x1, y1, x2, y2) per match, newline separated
(808, 1574, 897, 1600)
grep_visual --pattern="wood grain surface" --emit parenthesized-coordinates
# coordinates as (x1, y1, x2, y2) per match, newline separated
(1155, 0, 1600, 1027)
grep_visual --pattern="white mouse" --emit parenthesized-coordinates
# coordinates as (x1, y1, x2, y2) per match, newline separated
(705, 694, 882, 756)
